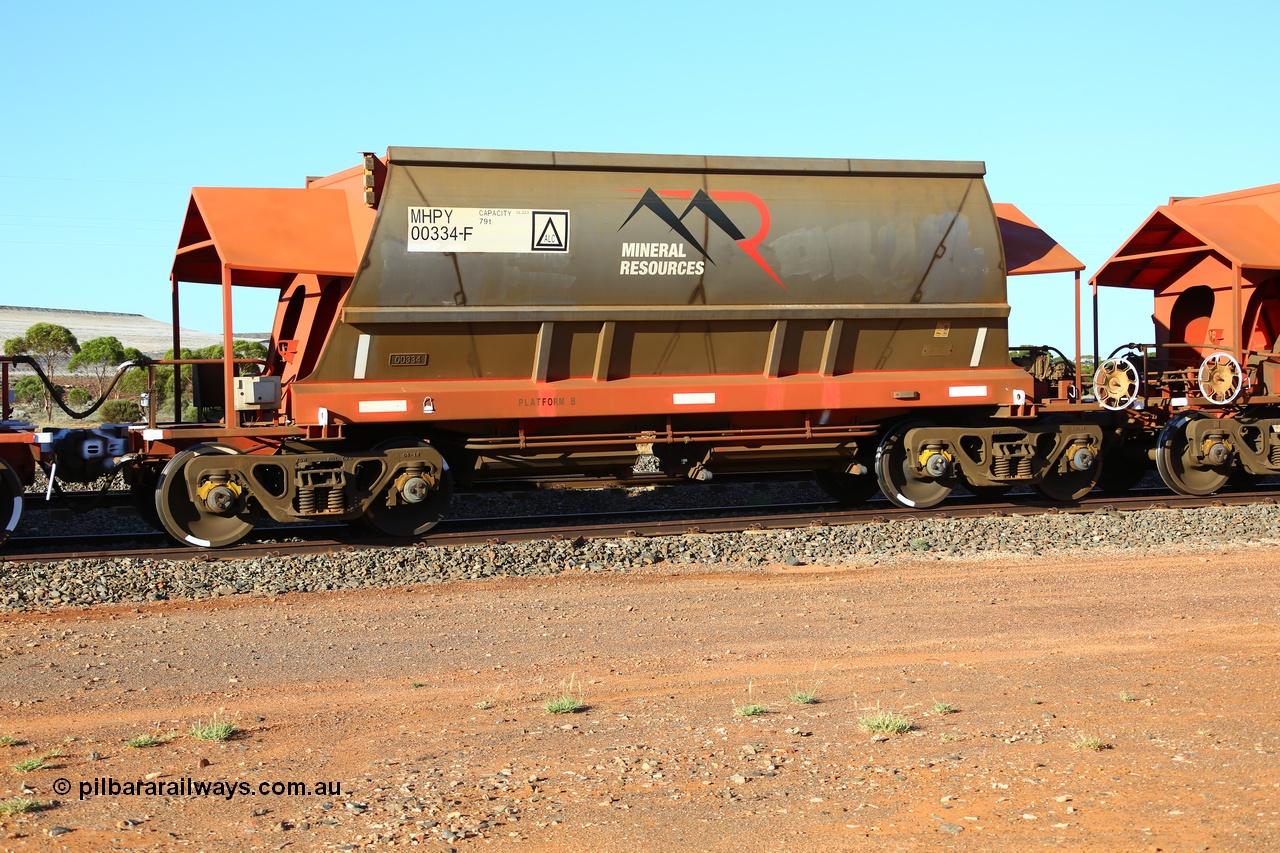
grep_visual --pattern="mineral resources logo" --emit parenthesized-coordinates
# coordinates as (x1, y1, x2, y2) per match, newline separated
(617, 188, 785, 288)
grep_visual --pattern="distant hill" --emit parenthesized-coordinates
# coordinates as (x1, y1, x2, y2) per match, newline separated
(0, 306, 267, 357)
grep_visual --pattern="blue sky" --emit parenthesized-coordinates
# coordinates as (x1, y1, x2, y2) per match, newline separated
(2, 1, 1276, 357)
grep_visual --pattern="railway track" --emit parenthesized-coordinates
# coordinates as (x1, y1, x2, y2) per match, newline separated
(6, 486, 1275, 564)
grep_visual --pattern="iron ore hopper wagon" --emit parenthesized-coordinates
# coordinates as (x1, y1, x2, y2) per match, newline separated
(2, 148, 1109, 547)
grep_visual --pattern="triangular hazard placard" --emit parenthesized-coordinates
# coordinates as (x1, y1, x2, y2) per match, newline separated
(536, 218, 563, 248)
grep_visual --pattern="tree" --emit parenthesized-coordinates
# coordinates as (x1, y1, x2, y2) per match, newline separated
(153, 346, 198, 409)
(108, 340, 266, 419)
(3, 323, 80, 419)
(68, 335, 144, 400)
(198, 339, 269, 375)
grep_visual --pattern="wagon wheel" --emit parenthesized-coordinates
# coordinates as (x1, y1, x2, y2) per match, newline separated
(1030, 415, 1101, 502)
(814, 468, 880, 505)
(0, 458, 24, 547)
(874, 421, 954, 509)
(1092, 357, 1139, 411)
(1154, 412, 1232, 496)
(155, 444, 259, 548)
(1033, 451, 1100, 501)
(363, 440, 453, 538)
(1197, 351, 1243, 405)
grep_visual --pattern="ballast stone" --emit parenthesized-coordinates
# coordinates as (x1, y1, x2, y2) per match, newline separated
(3, 501, 1279, 610)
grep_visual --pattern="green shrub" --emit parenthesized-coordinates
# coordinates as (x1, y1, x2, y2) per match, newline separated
(189, 717, 236, 741)
(99, 399, 143, 423)
(544, 694, 583, 714)
(0, 797, 41, 814)
(13, 376, 43, 404)
(1071, 735, 1110, 751)
(858, 711, 913, 734)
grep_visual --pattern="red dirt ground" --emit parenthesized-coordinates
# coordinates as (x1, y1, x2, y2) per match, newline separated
(1, 545, 1277, 851)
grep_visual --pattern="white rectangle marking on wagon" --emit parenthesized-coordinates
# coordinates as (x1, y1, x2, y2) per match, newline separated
(948, 385, 988, 398)
(673, 393, 716, 405)
(358, 399, 409, 413)
(969, 326, 988, 367)
(141, 429, 164, 442)
(317, 407, 329, 427)
(407, 208, 570, 253)
(354, 334, 371, 380)
(1171, 397, 1188, 406)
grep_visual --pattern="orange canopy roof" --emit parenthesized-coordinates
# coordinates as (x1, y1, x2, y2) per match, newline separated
(1092, 183, 1280, 289)
(993, 203, 1084, 276)
(171, 187, 363, 287)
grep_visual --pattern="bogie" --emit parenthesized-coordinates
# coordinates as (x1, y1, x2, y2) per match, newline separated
(141, 439, 455, 547)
